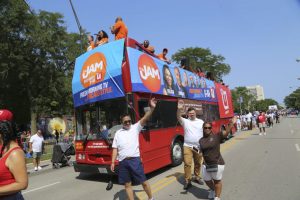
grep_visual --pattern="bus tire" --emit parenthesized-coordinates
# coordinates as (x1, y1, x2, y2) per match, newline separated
(171, 140, 183, 167)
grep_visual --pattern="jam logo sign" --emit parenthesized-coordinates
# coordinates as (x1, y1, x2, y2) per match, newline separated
(80, 52, 107, 88)
(138, 54, 161, 93)
(220, 88, 229, 111)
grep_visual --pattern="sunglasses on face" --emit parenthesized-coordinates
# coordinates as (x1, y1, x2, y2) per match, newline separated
(204, 127, 212, 129)
(123, 120, 132, 124)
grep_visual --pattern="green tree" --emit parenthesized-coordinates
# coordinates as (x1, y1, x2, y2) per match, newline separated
(284, 87, 300, 109)
(0, 0, 83, 133)
(254, 99, 279, 112)
(171, 47, 231, 81)
(231, 87, 256, 114)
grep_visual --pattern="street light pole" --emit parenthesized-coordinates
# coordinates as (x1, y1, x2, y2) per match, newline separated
(68, 0, 84, 51)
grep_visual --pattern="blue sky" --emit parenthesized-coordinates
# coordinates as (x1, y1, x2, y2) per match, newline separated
(29, 0, 300, 104)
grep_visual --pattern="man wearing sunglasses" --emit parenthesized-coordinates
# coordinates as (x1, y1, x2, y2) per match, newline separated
(110, 98, 157, 200)
(177, 100, 204, 190)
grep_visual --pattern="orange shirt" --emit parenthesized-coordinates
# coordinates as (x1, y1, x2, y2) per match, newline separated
(114, 21, 128, 40)
(157, 53, 168, 61)
(146, 46, 155, 54)
(87, 41, 95, 51)
(96, 38, 108, 46)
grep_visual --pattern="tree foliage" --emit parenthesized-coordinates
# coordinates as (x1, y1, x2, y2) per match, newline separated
(171, 47, 231, 81)
(254, 99, 279, 112)
(231, 87, 255, 114)
(284, 87, 300, 109)
(0, 0, 83, 130)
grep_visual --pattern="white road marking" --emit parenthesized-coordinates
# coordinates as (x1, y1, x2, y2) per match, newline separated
(295, 144, 300, 152)
(23, 182, 61, 194)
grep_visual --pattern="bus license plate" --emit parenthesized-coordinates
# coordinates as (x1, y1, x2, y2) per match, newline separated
(98, 167, 108, 174)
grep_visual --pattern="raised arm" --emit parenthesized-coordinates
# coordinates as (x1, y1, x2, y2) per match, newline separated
(177, 100, 185, 125)
(140, 98, 157, 127)
(222, 116, 237, 138)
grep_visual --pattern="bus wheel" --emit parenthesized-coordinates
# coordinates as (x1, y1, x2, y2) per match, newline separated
(171, 140, 183, 166)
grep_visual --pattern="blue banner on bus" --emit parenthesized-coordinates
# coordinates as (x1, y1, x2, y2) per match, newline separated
(127, 47, 217, 102)
(72, 39, 125, 107)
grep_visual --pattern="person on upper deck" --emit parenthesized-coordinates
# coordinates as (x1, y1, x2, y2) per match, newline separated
(180, 58, 192, 71)
(95, 30, 109, 47)
(157, 48, 171, 64)
(110, 17, 128, 40)
(142, 40, 155, 54)
(87, 35, 95, 51)
(196, 67, 205, 77)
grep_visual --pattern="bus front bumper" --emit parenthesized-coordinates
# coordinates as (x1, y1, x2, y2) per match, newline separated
(73, 162, 118, 175)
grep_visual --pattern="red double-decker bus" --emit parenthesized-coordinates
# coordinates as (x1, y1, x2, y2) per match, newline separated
(72, 38, 235, 175)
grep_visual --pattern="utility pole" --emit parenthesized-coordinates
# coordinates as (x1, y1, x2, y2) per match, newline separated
(68, 0, 84, 51)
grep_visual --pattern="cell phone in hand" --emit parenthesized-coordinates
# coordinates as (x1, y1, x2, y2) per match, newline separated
(192, 146, 200, 153)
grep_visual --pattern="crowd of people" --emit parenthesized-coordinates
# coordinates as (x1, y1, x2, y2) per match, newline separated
(236, 110, 281, 135)
(109, 98, 236, 200)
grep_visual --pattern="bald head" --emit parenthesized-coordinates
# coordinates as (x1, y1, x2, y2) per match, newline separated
(115, 17, 122, 23)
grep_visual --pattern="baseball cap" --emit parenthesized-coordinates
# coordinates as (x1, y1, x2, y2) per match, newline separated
(0, 109, 13, 121)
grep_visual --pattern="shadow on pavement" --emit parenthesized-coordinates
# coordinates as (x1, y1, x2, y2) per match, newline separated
(166, 172, 209, 199)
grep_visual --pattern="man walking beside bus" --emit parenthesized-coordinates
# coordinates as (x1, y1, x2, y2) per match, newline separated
(110, 98, 156, 200)
(177, 100, 204, 190)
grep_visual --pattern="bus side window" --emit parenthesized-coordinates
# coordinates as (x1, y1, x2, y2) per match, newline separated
(157, 101, 177, 128)
(138, 100, 162, 130)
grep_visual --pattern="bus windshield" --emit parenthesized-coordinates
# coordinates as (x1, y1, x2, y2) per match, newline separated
(75, 98, 127, 140)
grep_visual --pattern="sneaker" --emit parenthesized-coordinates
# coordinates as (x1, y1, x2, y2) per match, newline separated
(214, 197, 221, 200)
(264, 132, 266, 136)
(208, 190, 215, 199)
(193, 177, 204, 185)
(259, 133, 262, 136)
(38, 166, 42, 170)
(183, 181, 192, 190)
(34, 167, 38, 171)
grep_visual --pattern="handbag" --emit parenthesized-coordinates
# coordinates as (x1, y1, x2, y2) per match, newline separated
(205, 164, 218, 172)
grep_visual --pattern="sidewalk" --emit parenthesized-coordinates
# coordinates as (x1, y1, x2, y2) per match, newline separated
(27, 156, 75, 175)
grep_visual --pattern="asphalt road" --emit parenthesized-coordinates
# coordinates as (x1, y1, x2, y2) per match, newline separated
(22, 116, 300, 200)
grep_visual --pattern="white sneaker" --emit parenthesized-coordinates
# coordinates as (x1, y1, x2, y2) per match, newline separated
(38, 166, 42, 170)
(214, 197, 221, 200)
(34, 167, 38, 171)
(259, 133, 262, 136)
(208, 190, 215, 199)
(264, 132, 266, 136)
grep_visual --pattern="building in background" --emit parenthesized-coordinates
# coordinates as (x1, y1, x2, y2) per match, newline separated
(246, 85, 265, 101)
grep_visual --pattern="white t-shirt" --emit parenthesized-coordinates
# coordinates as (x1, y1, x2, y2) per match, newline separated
(180, 117, 204, 148)
(112, 122, 143, 162)
(29, 134, 44, 152)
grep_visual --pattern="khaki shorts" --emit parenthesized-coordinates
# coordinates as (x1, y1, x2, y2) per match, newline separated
(259, 122, 266, 128)
(32, 152, 42, 159)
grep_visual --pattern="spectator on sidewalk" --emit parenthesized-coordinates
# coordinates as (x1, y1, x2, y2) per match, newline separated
(110, 98, 157, 200)
(199, 117, 237, 200)
(29, 129, 44, 171)
(0, 109, 28, 199)
(177, 100, 204, 190)
(258, 111, 267, 136)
